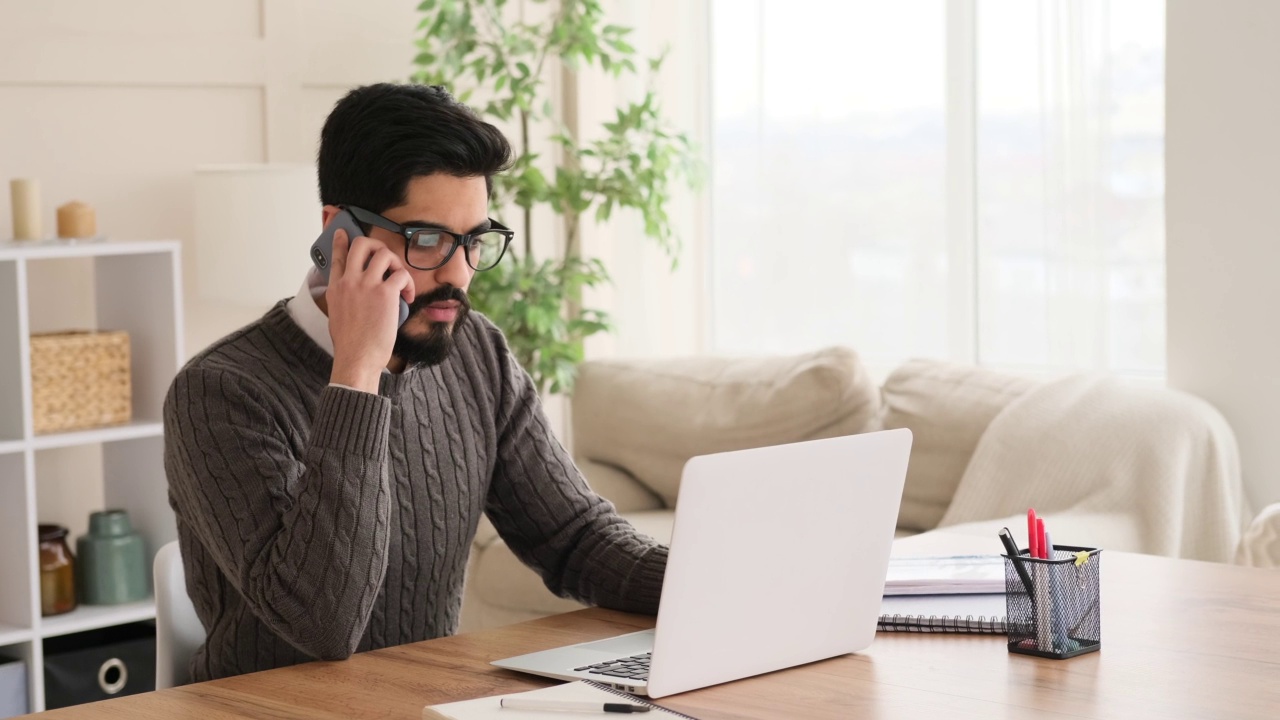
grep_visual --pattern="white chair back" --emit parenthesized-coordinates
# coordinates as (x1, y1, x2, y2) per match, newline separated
(153, 541, 206, 688)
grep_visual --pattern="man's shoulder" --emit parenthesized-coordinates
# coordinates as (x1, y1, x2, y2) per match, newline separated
(453, 311, 510, 362)
(442, 311, 521, 396)
(171, 309, 306, 400)
(181, 321, 273, 380)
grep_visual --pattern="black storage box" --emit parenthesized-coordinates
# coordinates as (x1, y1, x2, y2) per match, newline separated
(43, 622, 155, 710)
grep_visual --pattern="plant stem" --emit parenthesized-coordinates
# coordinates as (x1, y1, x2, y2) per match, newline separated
(564, 214, 579, 260)
(531, 3, 565, 92)
(564, 149, 615, 260)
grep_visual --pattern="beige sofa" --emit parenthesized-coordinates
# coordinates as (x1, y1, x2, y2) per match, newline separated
(460, 348, 1250, 631)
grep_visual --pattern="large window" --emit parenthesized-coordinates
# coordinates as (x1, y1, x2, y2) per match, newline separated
(710, 0, 1165, 378)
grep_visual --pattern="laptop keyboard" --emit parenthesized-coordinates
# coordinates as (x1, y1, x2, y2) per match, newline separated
(574, 652, 651, 681)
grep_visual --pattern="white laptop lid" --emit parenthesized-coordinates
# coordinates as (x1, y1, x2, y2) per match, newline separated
(645, 429, 911, 698)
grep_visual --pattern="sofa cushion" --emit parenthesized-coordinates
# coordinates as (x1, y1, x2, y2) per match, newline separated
(469, 511, 676, 614)
(882, 359, 1038, 532)
(572, 347, 882, 507)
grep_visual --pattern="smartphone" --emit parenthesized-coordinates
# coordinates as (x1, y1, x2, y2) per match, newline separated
(310, 209, 410, 327)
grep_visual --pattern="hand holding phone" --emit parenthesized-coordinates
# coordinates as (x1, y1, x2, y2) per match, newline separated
(310, 210, 415, 392)
(310, 210, 411, 327)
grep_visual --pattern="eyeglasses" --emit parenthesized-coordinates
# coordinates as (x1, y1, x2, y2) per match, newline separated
(345, 205, 514, 272)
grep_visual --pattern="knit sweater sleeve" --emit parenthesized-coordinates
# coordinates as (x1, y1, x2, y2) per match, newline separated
(163, 368, 392, 660)
(481, 330, 668, 614)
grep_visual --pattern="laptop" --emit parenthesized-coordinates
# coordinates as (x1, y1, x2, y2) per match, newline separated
(491, 428, 912, 698)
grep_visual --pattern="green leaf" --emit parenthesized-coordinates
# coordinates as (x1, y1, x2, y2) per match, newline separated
(419, 1, 702, 395)
(594, 198, 614, 222)
(522, 165, 548, 192)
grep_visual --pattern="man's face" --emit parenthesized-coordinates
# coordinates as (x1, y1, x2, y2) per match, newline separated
(325, 173, 488, 367)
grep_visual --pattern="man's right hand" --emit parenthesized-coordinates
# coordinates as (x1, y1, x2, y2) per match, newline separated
(326, 228, 415, 394)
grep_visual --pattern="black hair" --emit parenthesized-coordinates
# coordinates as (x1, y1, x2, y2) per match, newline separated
(318, 83, 512, 212)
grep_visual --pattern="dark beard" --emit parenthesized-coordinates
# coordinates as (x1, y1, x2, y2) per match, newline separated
(392, 285, 471, 368)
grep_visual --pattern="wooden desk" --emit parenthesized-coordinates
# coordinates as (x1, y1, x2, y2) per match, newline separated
(33, 548, 1280, 719)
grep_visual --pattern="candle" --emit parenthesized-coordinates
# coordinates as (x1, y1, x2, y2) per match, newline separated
(57, 200, 97, 239)
(10, 178, 42, 240)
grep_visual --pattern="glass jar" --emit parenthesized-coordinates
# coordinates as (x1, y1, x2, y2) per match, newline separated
(39, 524, 77, 616)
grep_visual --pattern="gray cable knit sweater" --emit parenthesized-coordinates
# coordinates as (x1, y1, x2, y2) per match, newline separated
(163, 303, 668, 682)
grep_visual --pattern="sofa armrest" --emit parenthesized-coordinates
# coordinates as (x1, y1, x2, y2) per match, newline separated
(1238, 503, 1280, 567)
(472, 515, 500, 552)
(577, 458, 665, 514)
(461, 509, 677, 632)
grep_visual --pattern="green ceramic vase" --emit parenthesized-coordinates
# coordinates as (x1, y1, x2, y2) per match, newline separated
(76, 509, 149, 605)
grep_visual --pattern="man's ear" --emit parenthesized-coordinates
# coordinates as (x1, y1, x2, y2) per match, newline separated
(321, 205, 342, 228)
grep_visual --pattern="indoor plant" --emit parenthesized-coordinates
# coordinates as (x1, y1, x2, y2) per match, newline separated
(412, 0, 701, 394)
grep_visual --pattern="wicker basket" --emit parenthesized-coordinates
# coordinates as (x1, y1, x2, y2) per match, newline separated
(30, 331, 132, 434)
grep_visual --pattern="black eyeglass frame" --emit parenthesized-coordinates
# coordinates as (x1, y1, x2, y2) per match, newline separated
(345, 204, 514, 272)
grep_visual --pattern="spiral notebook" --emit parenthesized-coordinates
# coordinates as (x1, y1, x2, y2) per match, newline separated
(878, 593, 1008, 634)
(422, 680, 699, 719)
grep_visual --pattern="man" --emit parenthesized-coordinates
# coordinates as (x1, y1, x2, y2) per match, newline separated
(163, 83, 668, 682)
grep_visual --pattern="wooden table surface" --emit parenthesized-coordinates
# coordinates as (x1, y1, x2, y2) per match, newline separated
(33, 546, 1280, 719)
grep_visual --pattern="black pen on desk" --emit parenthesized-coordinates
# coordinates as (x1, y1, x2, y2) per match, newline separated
(500, 698, 651, 714)
(998, 527, 1035, 600)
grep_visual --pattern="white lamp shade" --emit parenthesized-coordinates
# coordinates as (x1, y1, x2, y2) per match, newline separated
(193, 164, 319, 307)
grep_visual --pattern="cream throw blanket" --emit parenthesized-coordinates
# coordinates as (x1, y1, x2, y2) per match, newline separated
(937, 374, 1251, 563)
(1237, 503, 1280, 567)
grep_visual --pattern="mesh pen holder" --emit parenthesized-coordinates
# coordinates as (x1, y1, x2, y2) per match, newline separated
(1003, 546, 1101, 659)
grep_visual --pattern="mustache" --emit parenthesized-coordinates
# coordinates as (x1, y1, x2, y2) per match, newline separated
(408, 285, 471, 314)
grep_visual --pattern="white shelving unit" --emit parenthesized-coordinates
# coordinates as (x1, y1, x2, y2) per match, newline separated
(0, 239, 183, 713)
(39, 600, 160, 640)
(0, 627, 31, 648)
(29, 421, 165, 452)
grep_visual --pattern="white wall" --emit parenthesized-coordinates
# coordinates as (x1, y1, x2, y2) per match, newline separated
(1167, 0, 1280, 511)
(0, 0, 422, 538)
(0, 0, 424, 352)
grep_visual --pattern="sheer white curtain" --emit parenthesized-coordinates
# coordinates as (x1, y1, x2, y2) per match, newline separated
(710, 0, 1166, 378)
(711, 1, 949, 369)
(977, 0, 1165, 376)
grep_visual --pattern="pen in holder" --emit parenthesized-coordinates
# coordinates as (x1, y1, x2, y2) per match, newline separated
(1002, 546, 1101, 659)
